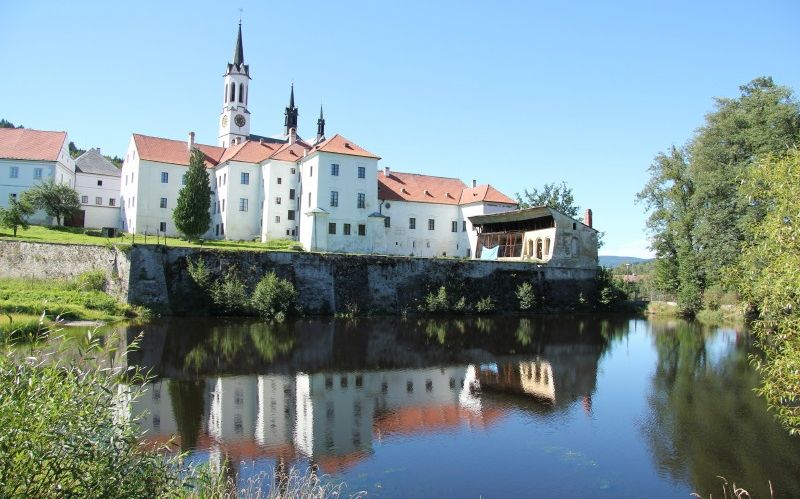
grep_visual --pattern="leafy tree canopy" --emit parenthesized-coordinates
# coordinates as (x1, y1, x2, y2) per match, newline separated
(0, 119, 23, 129)
(68, 141, 123, 168)
(21, 180, 80, 226)
(0, 195, 34, 236)
(515, 181, 580, 219)
(173, 148, 211, 240)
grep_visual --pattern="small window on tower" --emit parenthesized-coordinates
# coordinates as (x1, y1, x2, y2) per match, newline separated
(239, 83, 244, 103)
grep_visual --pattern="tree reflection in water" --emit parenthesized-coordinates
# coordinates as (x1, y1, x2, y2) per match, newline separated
(642, 319, 800, 497)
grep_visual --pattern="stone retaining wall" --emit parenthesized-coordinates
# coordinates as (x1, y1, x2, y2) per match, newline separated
(0, 241, 597, 315)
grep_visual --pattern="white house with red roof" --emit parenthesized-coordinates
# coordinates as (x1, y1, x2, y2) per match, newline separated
(0, 127, 76, 224)
(118, 23, 519, 258)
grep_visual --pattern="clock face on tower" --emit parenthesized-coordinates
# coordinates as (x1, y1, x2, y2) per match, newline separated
(221, 115, 228, 127)
(234, 114, 246, 127)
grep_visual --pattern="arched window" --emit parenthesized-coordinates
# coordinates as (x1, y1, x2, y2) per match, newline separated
(527, 239, 534, 257)
(545, 237, 551, 256)
(230, 82, 236, 103)
(244, 85, 247, 105)
(239, 83, 244, 103)
(224, 86, 227, 103)
(536, 238, 543, 259)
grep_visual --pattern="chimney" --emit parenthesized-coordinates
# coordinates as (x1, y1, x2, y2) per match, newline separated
(384, 166, 390, 177)
(259, 138, 264, 145)
(96, 147, 101, 154)
(584, 208, 593, 228)
(289, 128, 297, 145)
(188, 131, 195, 150)
(472, 179, 476, 188)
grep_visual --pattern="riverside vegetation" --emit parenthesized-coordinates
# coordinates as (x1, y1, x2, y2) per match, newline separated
(0, 327, 359, 498)
(637, 76, 800, 434)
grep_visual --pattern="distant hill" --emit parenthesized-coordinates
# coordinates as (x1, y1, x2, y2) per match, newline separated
(598, 255, 653, 268)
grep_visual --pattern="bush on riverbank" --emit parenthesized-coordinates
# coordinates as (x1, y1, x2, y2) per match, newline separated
(251, 272, 299, 321)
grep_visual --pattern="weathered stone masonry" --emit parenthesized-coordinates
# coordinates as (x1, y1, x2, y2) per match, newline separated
(0, 241, 597, 315)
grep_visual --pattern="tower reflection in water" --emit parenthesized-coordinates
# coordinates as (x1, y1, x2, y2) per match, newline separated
(120, 316, 612, 474)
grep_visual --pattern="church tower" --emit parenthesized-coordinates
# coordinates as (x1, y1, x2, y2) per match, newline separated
(218, 22, 251, 147)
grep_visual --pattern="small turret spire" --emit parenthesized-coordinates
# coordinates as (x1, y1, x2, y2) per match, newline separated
(284, 84, 299, 135)
(316, 104, 326, 143)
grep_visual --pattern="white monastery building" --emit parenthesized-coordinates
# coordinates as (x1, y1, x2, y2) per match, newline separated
(117, 22, 546, 258)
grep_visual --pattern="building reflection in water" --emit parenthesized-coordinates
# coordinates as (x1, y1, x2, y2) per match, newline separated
(121, 316, 613, 474)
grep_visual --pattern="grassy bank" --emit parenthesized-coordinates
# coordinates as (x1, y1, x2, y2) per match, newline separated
(0, 224, 303, 252)
(646, 300, 744, 326)
(0, 272, 145, 337)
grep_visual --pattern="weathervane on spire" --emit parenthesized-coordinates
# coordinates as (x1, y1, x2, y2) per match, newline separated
(238, 7, 243, 24)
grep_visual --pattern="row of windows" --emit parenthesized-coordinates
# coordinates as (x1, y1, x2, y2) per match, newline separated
(328, 222, 367, 236)
(327, 191, 366, 208)
(406, 218, 468, 231)
(8, 166, 48, 180)
(81, 195, 116, 207)
(323, 375, 464, 393)
(328, 163, 366, 179)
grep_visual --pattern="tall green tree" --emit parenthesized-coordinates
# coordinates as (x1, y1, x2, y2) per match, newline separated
(515, 181, 579, 218)
(21, 180, 80, 226)
(173, 148, 211, 240)
(0, 195, 34, 236)
(690, 77, 800, 286)
(638, 77, 800, 314)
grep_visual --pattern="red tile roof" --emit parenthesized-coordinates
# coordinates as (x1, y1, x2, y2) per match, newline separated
(0, 128, 67, 162)
(269, 140, 311, 162)
(459, 184, 517, 205)
(311, 134, 380, 159)
(378, 171, 467, 205)
(133, 134, 225, 168)
(378, 171, 517, 207)
(218, 140, 281, 164)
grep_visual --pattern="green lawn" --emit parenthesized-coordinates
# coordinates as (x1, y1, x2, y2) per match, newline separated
(0, 225, 303, 252)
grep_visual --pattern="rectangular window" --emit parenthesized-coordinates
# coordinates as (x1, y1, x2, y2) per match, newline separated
(109, 198, 116, 207)
(409, 217, 416, 229)
(343, 223, 351, 235)
(384, 217, 391, 228)
(161, 172, 168, 183)
(159, 222, 166, 232)
(309, 166, 313, 177)
(357, 193, 365, 209)
(290, 167, 296, 174)
(462, 221, 467, 232)
(95, 197, 102, 205)
(289, 188, 295, 200)
(97, 179, 103, 186)
(428, 219, 435, 230)
(328, 222, 336, 234)
(222, 199, 225, 212)
(451, 221, 458, 232)
(358, 166, 366, 179)
(308, 192, 311, 207)
(287, 210, 295, 221)
(160, 197, 167, 209)
(330, 163, 339, 176)
(275, 216, 280, 223)
(9, 166, 18, 178)
(215, 224, 219, 236)
(182, 175, 186, 186)
(81, 195, 89, 204)
(220, 223, 224, 235)
(276, 197, 282, 205)
(358, 224, 366, 236)
(239, 198, 248, 212)
(223, 173, 226, 185)
(330, 191, 338, 207)
(277, 177, 282, 184)
(34, 168, 43, 179)
(241, 172, 249, 185)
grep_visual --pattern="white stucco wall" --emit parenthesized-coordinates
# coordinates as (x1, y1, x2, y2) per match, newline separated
(75, 171, 121, 228)
(261, 159, 300, 241)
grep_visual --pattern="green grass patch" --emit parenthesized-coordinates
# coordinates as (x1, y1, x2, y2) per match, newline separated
(646, 301, 680, 316)
(0, 274, 142, 334)
(0, 224, 303, 252)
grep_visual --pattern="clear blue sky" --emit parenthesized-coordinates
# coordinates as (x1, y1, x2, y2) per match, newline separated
(2, 1, 798, 257)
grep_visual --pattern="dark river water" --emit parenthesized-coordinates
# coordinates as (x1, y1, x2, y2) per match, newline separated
(114, 315, 800, 498)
